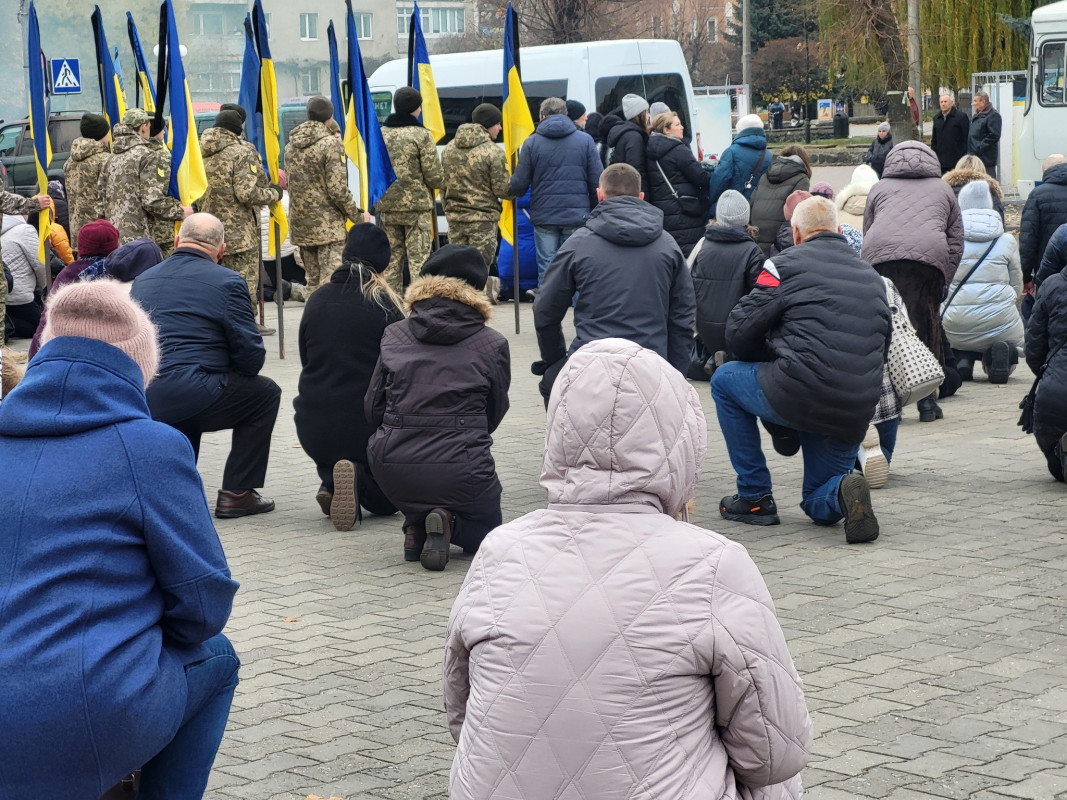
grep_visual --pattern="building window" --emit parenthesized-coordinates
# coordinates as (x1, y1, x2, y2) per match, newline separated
(193, 11, 224, 35)
(354, 12, 373, 39)
(397, 5, 463, 36)
(652, 15, 661, 37)
(300, 13, 319, 40)
(707, 17, 717, 41)
(300, 69, 321, 94)
(194, 72, 219, 91)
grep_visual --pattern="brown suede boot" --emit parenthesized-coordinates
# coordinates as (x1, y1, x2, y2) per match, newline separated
(403, 525, 427, 562)
(421, 508, 454, 571)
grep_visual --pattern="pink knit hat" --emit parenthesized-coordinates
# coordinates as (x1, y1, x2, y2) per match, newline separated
(40, 279, 159, 387)
(783, 189, 813, 222)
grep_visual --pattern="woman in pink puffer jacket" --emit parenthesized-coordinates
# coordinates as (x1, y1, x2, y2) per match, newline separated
(444, 337, 812, 800)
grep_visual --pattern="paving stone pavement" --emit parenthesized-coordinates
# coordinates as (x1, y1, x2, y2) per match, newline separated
(145, 295, 1061, 800)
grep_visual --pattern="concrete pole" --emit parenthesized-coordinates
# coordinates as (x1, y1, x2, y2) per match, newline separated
(908, 0, 921, 137)
(742, 0, 751, 110)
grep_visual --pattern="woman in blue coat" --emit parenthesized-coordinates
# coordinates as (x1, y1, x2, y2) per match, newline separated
(0, 280, 239, 800)
(707, 113, 770, 211)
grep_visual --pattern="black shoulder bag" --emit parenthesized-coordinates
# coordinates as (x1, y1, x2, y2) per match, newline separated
(742, 148, 767, 197)
(940, 239, 998, 321)
(1019, 341, 1064, 434)
(652, 158, 705, 218)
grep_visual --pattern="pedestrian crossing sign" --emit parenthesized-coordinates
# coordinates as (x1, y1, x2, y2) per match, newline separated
(51, 58, 81, 94)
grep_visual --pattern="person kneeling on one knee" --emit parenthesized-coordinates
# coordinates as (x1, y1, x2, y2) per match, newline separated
(710, 196, 892, 543)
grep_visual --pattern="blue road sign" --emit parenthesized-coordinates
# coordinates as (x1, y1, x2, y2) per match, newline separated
(51, 58, 82, 95)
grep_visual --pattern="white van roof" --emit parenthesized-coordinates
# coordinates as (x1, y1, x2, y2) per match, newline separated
(1033, 1, 1067, 26)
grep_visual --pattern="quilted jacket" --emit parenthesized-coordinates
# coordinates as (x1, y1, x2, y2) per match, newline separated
(444, 337, 812, 800)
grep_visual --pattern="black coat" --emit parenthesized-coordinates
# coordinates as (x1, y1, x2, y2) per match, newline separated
(1020, 164, 1067, 283)
(749, 156, 810, 256)
(646, 133, 710, 254)
(607, 120, 650, 195)
(769, 221, 794, 257)
(864, 134, 893, 176)
(130, 248, 265, 423)
(691, 225, 763, 356)
(1025, 266, 1067, 466)
(366, 276, 510, 518)
(295, 267, 403, 474)
(931, 107, 970, 174)
(726, 232, 891, 444)
(967, 108, 1002, 169)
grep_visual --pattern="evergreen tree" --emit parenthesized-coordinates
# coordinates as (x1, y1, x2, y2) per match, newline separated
(725, 0, 814, 51)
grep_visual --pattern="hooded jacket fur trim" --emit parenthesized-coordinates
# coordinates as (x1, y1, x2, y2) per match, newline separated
(405, 275, 492, 321)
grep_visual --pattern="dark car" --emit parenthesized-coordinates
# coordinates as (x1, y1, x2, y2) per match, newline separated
(0, 112, 83, 195)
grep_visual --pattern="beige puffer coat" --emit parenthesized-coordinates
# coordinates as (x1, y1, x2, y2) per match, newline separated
(444, 337, 812, 800)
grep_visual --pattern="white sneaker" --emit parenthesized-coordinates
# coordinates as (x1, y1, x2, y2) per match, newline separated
(857, 424, 889, 489)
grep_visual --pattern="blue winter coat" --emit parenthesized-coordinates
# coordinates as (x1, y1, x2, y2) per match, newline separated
(509, 114, 602, 228)
(707, 126, 770, 209)
(0, 336, 237, 799)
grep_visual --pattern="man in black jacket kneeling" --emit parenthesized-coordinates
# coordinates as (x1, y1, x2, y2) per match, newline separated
(711, 196, 891, 543)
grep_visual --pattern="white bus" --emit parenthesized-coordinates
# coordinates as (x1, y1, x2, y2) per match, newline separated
(368, 39, 699, 153)
(1018, 0, 1067, 193)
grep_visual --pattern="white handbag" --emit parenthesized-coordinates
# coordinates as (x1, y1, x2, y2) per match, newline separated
(887, 302, 944, 406)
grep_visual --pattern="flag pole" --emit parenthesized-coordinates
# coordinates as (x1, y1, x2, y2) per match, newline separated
(274, 219, 284, 358)
(512, 154, 520, 334)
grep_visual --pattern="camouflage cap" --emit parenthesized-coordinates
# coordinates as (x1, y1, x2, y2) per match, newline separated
(123, 108, 151, 129)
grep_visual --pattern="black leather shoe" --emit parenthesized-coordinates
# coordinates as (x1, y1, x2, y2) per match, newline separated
(917, 395, 943, 422)
(215, 489, 275, 518)
(315, 487, 332, 517)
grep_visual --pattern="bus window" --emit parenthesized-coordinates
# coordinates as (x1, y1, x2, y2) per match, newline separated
(1039, 41, 1066, 106)
(372, 91, 392, 122)
(436, 79, 567, 145)
(595, 74, 691, 143)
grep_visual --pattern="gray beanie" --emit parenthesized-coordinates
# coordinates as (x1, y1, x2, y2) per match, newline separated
(716, 190, 750, 228)
(877, 121, 891, 133)
(958, 180, 993, 211)
(649, 101, 671, 118)
(621, 94, 649, 121)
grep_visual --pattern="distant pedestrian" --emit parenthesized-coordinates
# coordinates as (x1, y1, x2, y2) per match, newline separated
(607, 93, 652, 195)
(770, 97, 785, 129)
(864, 122, 893, 177)
(65, 113, 111, 251)
(908, 87, 921, 128)
(707, 114, 769, 210)
(967, 90, 1002, 176)
(931, 93, 970, 174)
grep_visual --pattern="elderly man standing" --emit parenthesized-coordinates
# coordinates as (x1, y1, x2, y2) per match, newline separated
(131, 214, 281, 519)
(510, 97, 603, 290)
(101, 108, 193, 245)
(711, 197, 891, 543)
(931, 94, 970, 175)
(968, 91, 1002, 178)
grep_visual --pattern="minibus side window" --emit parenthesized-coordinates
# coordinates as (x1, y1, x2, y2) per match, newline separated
(437, 79, 567, 146)
(1039, 41, 1066, 107)
(595, 73, 692, 143)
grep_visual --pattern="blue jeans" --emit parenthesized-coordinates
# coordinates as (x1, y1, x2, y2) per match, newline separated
(711, 361, 859, 524)
(138, 634, 240, 800)
(533, 224, 578, 287)
(875, 418, 899, 462)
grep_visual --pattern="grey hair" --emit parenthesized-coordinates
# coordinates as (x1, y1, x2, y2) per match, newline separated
(792, 196, 838, 235)
(974, 90, 989, 102)
(540, 97, 566, 118)
(1043, 154, 1066, 172)
(177, 213, 225, 249)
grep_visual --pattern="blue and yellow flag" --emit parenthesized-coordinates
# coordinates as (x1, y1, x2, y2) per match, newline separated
(327, 21, 347, 135)
(91, 7, 127, 135)
(499, 3, 534, 243)
(27, 1, 51, 262)
(407, 2, 444, 143)
(238, 14, 265, 167)
(253, 0, 288, 255)
(344, 0, 396, 211)
(162, 0, 206, 205)
(126, 13, 156, 113)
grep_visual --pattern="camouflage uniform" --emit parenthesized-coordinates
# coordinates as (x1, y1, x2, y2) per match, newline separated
(64, 137, 110, 252)
(441, 122, 512, 269)
(100, 123, 185, 246)
(284, 120, 363, 292)
(145, 137, 179, 256)
(378, 116, 445, 293)
(0, 191, 39, 344)
(199, 127, 281, 306)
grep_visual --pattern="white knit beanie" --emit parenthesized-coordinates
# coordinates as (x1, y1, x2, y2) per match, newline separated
(736, 113, 764, 133)
(40, 279, 160, 388)
(958, 180, 993, 212)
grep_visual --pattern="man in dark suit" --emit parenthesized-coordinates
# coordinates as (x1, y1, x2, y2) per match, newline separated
(131, 213, 281, 518)
(931, 93, 970, 174)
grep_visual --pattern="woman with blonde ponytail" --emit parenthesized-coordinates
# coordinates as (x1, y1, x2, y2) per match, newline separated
(294, 223, 404, 531)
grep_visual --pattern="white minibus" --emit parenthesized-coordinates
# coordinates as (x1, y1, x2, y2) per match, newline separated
(1017, 0, 1067, 193)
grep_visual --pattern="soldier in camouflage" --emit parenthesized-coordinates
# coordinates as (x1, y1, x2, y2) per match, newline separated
(199, 110, 283, 319)
(100, 109, 192, 247)
(284, 96, 364, 293)
(145, 120, 180, 256)
(0, 190, 49, 344)
(377, 87, 445, 293)
(65, 113, 112, 252)
(441, 103, 512, 300)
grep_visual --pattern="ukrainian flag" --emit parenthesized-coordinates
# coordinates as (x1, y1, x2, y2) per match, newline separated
(344, 0, 396, 211)
(91, 6, 127, 135)
(407, 2, 444, 143)
(126, 13, 156, 113)
(162, 0, 206, 205)
(238, 14, 265, 167)
(26, 1, 51, 262)
(327, 21, 347, 135)
(499, 2, 534, 244)
(252, 0, 288, 256)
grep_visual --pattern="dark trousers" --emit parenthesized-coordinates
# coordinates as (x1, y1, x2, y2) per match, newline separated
(875, 261, 947, 366)
(5, 300, 42, 339)
(403, 492, 502, 554)
(315, 460, 397, 517)
(537, 357, 568, 408)
(171, 373, 281, 491)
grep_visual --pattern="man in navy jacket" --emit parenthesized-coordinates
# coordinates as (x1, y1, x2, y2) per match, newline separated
(131, 213, 281, 518)
(509, 96, 602, 289)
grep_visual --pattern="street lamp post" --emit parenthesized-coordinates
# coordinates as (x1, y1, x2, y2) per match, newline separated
(803, 0, 811, 144)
